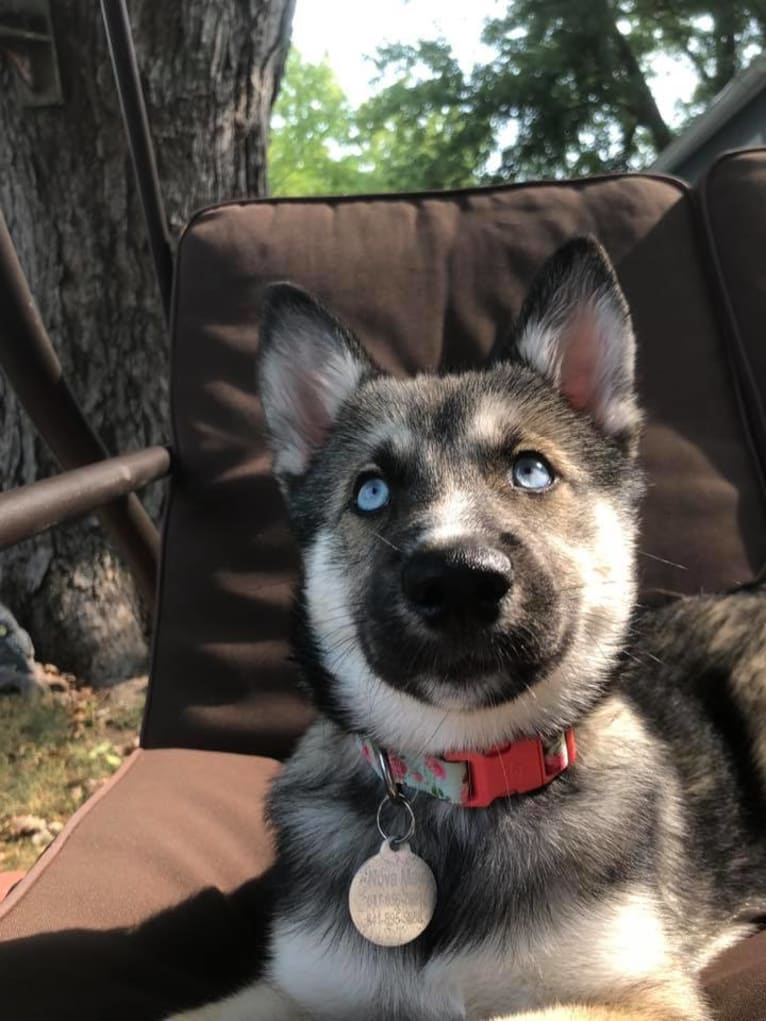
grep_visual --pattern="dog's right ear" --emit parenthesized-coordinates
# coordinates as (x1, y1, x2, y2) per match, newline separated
(258, 283, 376, 484)
(506, 237, 639, 445)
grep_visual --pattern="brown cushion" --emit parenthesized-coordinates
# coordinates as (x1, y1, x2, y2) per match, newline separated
(699, 147, 766, 471)
(0, 748, 277, 939)
(0, 882, 273, 1020)
(145, 174, 766, 757)
(703, 930, 766, 1021)
(0, 749, 277, 1018)
(0, 872, 24, 902)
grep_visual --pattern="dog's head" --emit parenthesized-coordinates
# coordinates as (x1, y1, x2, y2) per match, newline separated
(257, 238, 642, 753)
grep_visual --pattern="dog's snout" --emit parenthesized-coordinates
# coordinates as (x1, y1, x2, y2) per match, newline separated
(401, 544, 512, 626)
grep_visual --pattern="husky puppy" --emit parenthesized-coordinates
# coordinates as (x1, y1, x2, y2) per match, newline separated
(171, 238, 766, 1021)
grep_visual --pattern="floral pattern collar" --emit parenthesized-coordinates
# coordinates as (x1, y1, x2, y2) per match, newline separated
(358, 731, 576, 808)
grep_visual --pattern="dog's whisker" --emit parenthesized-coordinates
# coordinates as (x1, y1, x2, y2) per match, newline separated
(639, 550, 688, 571)
(414, 711, 451, 760)
(370, 530, 403, 554)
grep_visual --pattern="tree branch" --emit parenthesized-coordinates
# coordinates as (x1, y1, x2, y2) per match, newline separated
(677, 41, 713, 87)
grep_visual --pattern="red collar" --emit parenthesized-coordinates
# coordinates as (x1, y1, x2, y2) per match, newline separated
(359, 730, 576, 808)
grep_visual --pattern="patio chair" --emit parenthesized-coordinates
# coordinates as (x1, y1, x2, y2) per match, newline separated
(0, 7, 765, 1019)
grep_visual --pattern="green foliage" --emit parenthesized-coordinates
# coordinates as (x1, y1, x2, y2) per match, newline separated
(629, 0, 766, 107)
(477, 0, 672, 178)
(492, 0, 766, 175)
(269, 47, 491, 195)
(269, 50, 376, 195)
(373, 0, 765, 181)
(358, 41, 494, 190)
(270, 4, 766, 194)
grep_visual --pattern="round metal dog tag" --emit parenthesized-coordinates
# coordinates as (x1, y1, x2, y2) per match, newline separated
(348, 839, 437, 947)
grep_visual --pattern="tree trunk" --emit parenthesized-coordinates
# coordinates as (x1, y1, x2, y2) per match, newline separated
(0, 0, 294, 682)
(602, 1, 673, 153)
(711, 8, 740, 95)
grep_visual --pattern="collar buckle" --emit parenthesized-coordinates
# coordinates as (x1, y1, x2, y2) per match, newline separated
(443, 730, 576, 808)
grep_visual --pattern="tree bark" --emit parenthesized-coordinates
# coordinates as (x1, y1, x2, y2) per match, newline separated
(0, 0, 294, 682)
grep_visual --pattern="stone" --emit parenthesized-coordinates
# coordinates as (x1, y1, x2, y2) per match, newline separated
(0, 602, 45, 697)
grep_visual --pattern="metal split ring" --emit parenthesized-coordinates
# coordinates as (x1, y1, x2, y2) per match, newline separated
(376, 795, 416, 848)
(376, 746, 401, 801)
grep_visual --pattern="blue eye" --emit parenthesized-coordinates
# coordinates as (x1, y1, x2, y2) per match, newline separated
(511, 453, 554, 491)
(356, 476, 390, 513)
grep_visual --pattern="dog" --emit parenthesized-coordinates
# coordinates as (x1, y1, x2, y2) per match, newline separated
(169, 237, 766, 1020)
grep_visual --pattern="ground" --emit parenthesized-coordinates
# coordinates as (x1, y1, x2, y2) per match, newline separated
(0, 669, 146, 871)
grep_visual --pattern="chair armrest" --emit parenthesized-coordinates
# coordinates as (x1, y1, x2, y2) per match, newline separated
(0, 446, 171, 549)
(0, 213, 169, 605)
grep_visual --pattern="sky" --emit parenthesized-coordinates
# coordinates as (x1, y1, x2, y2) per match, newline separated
(291, 0, 696, 129)
(291, 0, 505, 104)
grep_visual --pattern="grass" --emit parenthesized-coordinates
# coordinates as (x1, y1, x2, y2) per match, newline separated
(0, 681, 145, 871)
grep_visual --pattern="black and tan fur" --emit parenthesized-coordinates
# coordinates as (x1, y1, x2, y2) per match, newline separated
(170, 239, 766, 1021)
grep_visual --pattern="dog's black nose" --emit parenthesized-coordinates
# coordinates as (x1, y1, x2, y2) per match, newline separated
(401, 544, 512, 626)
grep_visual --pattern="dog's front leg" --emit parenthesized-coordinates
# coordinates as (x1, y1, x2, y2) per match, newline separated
(166, 981, 311, 1021)
(493, 1002, 705, 1021)
(490, 971, 711, 1021)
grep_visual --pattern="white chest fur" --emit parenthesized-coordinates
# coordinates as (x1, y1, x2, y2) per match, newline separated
(267, 886, 672, 1021)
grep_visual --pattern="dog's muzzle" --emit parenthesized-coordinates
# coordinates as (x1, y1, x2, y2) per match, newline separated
(401, 542, 513, 629)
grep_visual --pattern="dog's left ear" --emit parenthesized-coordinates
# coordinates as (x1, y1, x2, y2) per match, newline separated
(509, 237, 639, 443)
(258, 283, 376, 484)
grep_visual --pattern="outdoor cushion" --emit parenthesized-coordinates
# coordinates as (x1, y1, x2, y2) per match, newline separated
(0, 748, 277, 1019)
(698, 147, 766, 472)
(0, 748, 278, 937)
(703, 931, 766, 1021)
(145, 170, 766, 758)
